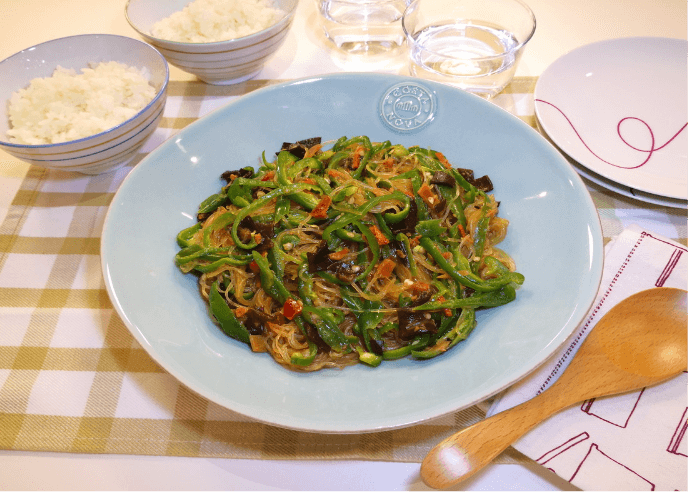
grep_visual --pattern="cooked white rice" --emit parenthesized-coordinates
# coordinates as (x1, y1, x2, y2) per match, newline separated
(6, 61, 156, 145)
(150, 0, 286, 43)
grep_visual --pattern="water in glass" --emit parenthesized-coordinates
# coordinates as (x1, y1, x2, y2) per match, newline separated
(408, 21, 520, 97)
(319, 0, 408, 56)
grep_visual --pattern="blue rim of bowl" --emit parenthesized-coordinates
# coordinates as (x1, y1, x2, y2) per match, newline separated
(124, 0, 298, 49)
(0, 33, 170, 150)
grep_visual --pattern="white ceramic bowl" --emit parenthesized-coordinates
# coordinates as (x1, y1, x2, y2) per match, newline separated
(125, 0, 298, 85)
(0, 34, 169, 175)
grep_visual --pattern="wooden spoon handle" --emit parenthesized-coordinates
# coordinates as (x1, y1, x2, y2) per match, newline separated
(420, 391, 568, 489)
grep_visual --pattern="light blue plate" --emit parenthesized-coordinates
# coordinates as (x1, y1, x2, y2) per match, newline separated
(101, 73, 603, 433)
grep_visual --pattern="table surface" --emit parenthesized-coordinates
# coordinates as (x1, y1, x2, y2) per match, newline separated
(0, 0, 685, 490)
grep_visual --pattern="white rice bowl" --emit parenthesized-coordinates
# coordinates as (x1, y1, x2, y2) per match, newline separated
(0, 34, 169, 175)
(126, 0, 299, 85)
(151, 0, 286, 43)
(7, 61, 157, 145)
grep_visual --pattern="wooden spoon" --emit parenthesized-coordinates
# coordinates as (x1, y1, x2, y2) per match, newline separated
(421, 287, 687, 490)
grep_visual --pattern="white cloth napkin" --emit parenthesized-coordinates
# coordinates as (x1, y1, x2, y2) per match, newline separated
(487, 224, 687, 491)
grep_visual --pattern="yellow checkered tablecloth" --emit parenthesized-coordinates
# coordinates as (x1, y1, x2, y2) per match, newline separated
(0, 78, 685, 461)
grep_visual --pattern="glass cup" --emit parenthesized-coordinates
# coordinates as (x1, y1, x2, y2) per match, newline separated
(402, 0, 536, 98)
(317, 0, 411, 57)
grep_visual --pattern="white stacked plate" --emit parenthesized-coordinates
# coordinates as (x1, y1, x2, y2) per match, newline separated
(534, 37, 687, 208)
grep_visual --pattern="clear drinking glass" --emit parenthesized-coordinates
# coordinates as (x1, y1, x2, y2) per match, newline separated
(402, 0, 536, 98)
(317, 0, 411, 56)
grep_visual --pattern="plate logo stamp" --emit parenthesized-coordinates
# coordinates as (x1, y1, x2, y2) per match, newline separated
(379, 82, 436, 133)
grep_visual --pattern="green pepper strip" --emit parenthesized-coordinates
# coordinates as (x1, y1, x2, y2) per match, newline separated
(192, 255, 253, 273)
(331, 135, 349, 151)
(435, 184, 467, 227)
(390, 169, 422, 184)
(317, 149, 334, 163)
(297, 261, 318, 306)
(355, 346, 382, 367)
(374, 213, 394, 241)
(352, 220, 379, 282)
(389, 144, 409, 158)
(268, 239, 290, 280)
(251, 251, 291, 304)
(333, 135, 372, 153)
(419, 237, 522, 292)
(203, 211, 235, 247)
(415, 219, 447, 237)
(322, 190, 408, 241)
(208, 281, 250, 344)
(301, 305, 351, 352)
(273, 197, 290, 229)
(472, 205, 490, 272)
(287, 157, 322, 179)
(233, 177, 279, 189)
(329, 184, 357, 203)
(481, 256, 526, 285)
(198, 192, 227, 215)
(333, 226, 365, 243)
(175, 244, 202, 262)
(231, 183, 307, 249)
(352, 147, 373, 180)
(413, 308, 476, 359)
(290, 317, 318, 367)
(396, 233, 418, 277)
(326, 150, 350, 171)
(340, 287, 384, 354)
(275, 151, 321, 210)
(311, 175, 333, 195)
(382, 334, 431, 360)
(175, 246, 244, 266)
(315, 271, 348, 285)
(387, 169, 427, 223)
(383, 195, 412, 224)
(177, 223, 201, 247)
(414, 284, 517, 310)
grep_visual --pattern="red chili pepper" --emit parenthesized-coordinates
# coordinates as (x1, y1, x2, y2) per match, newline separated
(260, 171, 275, 181)
(283, 298, 303, 320)
(310, 195, 332, 219)
(328, 248, 350, 260)
(376, 258, 396, 277)
(369, 225, 390, 245)
(249, 260, 260, 273)
(418, 183, 438, 206)
(435, 152, 451, 169)
(351, 146, 364, 169)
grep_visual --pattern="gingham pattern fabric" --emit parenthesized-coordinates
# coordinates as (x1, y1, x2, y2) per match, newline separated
(0, 78, 684, 461)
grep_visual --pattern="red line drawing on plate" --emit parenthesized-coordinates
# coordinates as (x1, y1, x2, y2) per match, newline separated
(535, 99, 687, 170)
(570, 443, 655, 490)
(667, 407, 687, 457)
(580, 389, 644, 428)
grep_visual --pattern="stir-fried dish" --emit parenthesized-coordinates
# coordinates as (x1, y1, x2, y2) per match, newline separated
(175, 136, 524, 371)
